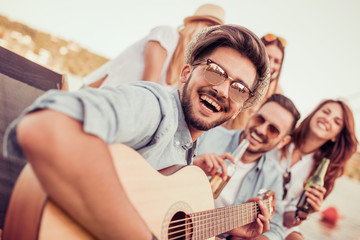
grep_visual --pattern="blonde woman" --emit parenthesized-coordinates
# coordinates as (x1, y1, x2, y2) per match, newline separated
(82, 4, 225, 89)
(223, 33, 286, 130)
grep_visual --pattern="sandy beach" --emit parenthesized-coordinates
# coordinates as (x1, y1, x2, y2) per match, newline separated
(300, 176, 360, 240)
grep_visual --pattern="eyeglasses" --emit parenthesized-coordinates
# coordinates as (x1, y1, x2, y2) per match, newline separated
(192, 58, 254, 103)
(282, 171, 291, 200)
(263, 33, 287, 48)
(252, 114, 280, 139)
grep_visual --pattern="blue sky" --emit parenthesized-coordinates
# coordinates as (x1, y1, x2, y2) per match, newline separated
(2, 0, 360, 140)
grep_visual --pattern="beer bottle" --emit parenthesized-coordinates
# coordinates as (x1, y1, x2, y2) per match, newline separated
(209, 139, 249, 199)
(296, 157, 330, 214)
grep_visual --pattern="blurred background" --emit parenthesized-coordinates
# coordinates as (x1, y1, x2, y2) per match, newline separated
(1, 0, 360, 133)
(1, 0, 360, 238)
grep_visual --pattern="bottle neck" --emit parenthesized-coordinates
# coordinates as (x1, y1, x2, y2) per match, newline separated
(314, 158, 330, 179)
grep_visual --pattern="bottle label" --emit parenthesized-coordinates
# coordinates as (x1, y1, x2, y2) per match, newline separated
(209, 172, 231, 199)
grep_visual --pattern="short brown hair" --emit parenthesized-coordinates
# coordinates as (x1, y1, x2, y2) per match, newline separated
(263, 93, 301, 133)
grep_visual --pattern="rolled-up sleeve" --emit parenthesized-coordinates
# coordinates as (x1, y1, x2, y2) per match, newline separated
(3, 83, 164, 160)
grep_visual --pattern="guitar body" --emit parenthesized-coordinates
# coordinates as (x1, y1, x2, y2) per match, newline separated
(3, 144, 214, 240)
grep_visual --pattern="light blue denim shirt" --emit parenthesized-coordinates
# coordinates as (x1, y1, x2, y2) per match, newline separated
(3, 81, 196, 170)
(1, 81, 196, 229)
(197, 126, 285, 240)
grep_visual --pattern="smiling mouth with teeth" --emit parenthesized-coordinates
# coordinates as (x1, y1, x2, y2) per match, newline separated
(200, 95, 222, 112)
(317, 120, 328, 131)
(250, 132, 263, 143)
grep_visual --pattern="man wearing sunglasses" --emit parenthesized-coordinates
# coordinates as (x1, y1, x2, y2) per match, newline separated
(3, 25, 270, 239)
(194, 94, 300, 240)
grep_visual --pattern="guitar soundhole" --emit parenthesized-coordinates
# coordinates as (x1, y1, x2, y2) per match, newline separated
(168, 211, 192, 240)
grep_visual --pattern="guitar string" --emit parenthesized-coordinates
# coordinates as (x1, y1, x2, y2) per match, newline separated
(168, 208, 260, 240)
(167, 202, 270, 239)
(166, 200, 272, 240)
(168, 206, 260, 236)
(168, 206, 268, 240)
(168, 199, 269, 227)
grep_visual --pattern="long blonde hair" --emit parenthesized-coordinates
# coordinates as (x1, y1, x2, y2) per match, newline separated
(222, 35, 286, 130)
(166, 20, 219, 86)
(260, 36, 286, 99)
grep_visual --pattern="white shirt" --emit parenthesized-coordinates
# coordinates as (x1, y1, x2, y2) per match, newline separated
(82, 25, 179, 89)
(214, 160, 257, 208)
(266, 143, 314, 236)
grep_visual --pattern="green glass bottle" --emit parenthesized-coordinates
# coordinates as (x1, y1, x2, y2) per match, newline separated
(296, 157, 330, 214)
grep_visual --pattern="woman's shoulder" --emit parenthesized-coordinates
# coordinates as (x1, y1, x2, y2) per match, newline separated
(148, 25, 179, 39)
(152, 25, 177, 32)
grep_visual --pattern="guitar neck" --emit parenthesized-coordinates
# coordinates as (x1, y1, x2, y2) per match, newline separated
(188, 198, 271, 239)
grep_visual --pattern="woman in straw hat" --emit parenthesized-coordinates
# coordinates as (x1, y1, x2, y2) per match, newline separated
(82, 4, 225, 89)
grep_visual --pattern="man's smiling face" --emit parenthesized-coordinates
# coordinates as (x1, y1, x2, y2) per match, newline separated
(244, 101, 294, 155)
(180, 46, 257, 132)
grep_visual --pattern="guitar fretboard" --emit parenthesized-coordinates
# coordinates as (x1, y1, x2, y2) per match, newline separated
(188, 198, 271, 240)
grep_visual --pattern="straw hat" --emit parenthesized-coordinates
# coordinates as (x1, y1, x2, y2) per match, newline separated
(183, 4, 225, 25)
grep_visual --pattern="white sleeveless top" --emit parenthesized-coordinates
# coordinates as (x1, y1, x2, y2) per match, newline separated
(83, 25, 179, 89)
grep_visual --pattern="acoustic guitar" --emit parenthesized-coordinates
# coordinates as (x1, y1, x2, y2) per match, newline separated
(3, 144, 274, 240)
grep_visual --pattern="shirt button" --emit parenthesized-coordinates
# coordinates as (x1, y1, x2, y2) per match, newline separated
(175, 140, 180, 145)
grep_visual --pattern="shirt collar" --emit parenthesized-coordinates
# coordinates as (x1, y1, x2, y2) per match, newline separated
(172, 90, 193, 151)
(255, 154, 266, 171)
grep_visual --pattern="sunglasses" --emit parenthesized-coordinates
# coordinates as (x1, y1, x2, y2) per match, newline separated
(252, 114, 280, 139)
(263, 33, 287, 48)
(192, 58, 254, 103)
(282, 171, 291, 200)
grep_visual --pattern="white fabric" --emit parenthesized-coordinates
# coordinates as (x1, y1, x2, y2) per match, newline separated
(266, 143, 314, 236)
(82, 25, 179, 89)
(214, 160, 256, 208)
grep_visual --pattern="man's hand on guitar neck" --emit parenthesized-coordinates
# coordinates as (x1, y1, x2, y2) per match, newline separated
(225, 196, 271, 239)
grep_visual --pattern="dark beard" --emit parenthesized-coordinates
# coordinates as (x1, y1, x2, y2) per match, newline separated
(245, 148, 268, 155)
(181, 76, 232, 131)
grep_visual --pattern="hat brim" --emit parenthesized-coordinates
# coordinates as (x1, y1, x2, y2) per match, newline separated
(184, 16, 223, 25)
